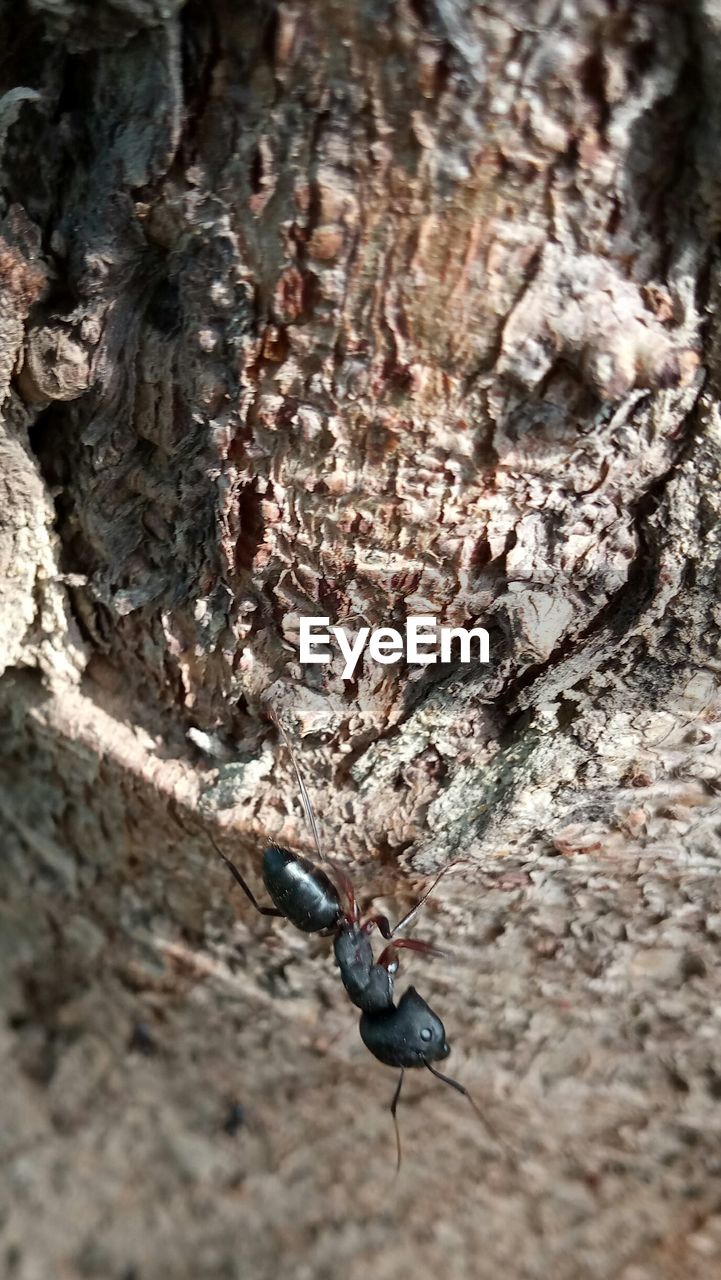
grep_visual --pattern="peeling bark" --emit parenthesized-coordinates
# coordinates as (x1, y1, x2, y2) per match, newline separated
(2, 3, 721, 1278)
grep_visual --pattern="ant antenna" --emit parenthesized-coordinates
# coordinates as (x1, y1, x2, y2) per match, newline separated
(390, 1069, 405, 1175)
(424, 1061, 517, 1164)
(265, 704, 324, 864)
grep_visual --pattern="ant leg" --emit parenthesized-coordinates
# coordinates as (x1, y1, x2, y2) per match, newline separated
(390, 1069, 405, 1174)
(389, 862, 460, 936)
(377, 943, 399, 974)
(362, 913, 393, 939)
(377, 940, 447, 972)
(363, 914, 448, 947)
(209, 835, 283, 918)
(363, 863, 460, 939)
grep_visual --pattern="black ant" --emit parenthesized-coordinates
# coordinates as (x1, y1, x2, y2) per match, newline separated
(210, 705, 501, 1169)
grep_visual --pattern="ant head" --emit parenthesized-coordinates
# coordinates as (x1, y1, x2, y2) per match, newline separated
(398, 987, 450, 1064)
(359, 986, 450, 1069)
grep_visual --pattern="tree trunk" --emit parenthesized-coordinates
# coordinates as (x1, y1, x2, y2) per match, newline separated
(2, 2, 721, 1277)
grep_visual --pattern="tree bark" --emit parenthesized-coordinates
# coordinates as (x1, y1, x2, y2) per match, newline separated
(2, 2, 721, 1278)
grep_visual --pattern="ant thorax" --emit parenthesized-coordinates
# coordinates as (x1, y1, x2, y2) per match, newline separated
(333, 925, 395, 1013)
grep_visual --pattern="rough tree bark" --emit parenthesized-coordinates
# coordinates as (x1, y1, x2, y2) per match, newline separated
(2, 2, 721, 1278)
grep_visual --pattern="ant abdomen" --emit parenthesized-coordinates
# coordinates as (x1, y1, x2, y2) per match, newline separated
(262, 844, 344, 933)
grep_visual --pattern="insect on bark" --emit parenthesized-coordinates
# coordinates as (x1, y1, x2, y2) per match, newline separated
(210, 703, 506, 1170)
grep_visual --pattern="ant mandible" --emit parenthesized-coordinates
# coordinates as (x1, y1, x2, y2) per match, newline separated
(210, 704, 498, 1169)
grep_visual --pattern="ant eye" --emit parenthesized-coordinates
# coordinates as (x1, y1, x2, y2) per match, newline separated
(420, 1027, 432, 1041)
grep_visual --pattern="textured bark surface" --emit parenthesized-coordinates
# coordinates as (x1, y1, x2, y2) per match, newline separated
(2, 2, 721, 1277)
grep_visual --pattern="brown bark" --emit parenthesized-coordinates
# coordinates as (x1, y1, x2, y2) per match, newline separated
(2, 2, 721, 1278)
